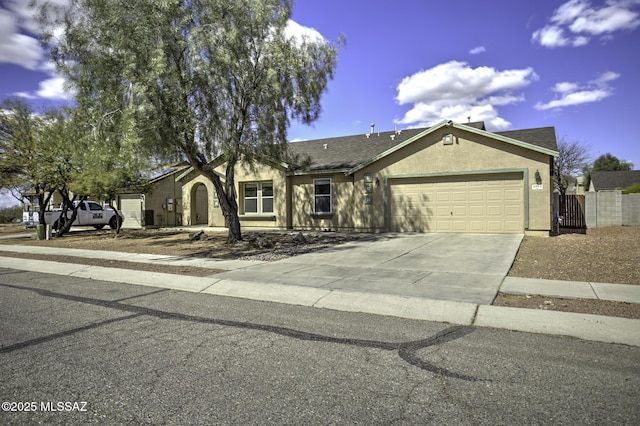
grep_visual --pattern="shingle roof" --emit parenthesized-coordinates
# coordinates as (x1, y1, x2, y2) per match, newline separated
(288, 121, 557, 172)
(288, 127, 427, 171)
(591, 170, 640, 191)
(495, 127, 558, 152)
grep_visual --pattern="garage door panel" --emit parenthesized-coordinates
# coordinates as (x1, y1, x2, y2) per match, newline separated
(469, 206, 484, 216)
(505, 189, 521, 201)
(486, 190, 502, 201)
(469, 190, 484, 201)
(390, 174, 523, 233)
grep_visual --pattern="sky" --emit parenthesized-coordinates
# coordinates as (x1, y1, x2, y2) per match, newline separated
(1, 0, 639, 207)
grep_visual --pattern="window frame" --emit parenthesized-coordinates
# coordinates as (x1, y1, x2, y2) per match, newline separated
(243, 183, 259, 214)
(261, 182, 274, 214)
(242, 181, 274, 215)
(313, 178, 332, 214)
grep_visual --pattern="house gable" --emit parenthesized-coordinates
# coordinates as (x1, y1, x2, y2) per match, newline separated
(345, 121, 558, 176)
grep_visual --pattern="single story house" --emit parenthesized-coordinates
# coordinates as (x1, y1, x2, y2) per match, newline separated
(177, 120, 559, 234)
(117, 164, 190, 228)
(589, 170, 640, 192)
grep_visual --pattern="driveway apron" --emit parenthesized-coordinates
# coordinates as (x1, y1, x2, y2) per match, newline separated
(213, 233, 524, 304)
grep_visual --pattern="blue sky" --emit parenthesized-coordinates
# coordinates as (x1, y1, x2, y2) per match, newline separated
(1, 0, 639, 206)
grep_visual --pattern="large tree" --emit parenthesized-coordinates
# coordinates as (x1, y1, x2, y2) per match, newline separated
(592, 153, 633, 172)
(0, 98, 68, 224)
(553, 137, 591, 196)
(68, 108, 151, 237)
(37, 0, 341, 242)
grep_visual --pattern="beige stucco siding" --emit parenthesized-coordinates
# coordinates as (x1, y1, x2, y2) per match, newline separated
(289, 174, 380, 232)
(181, 173, 224, 226)
(180, 127, 554, 233)
(288, 129, 552, 233)
(232, 162, 287, 229)
(354, 129, 553, 232)
(145, 174, 184, 227)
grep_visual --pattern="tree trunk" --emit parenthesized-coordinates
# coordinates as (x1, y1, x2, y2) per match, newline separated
(107, 203, 122, 238)
(200, 167, 242, 244)
(56, 194, 84, 237)
(225, 203, 242, 243)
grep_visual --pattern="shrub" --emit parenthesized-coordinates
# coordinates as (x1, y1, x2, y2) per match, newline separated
(0, 205, 22, 223)
(623, 183, 640, 194)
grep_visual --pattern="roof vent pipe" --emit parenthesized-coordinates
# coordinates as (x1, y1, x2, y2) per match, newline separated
(370, 123, 375, 134)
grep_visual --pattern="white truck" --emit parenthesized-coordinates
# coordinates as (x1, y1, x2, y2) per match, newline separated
(23, 200, 124, 230)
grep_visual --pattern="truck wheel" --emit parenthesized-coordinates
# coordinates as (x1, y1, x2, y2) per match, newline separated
(109, 216, 118, 230)
(94, 224, 105, 230)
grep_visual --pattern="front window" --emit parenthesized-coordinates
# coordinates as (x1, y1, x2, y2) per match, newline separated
(244, 183, 258, 213)
(243, 182, 273, 214)
(262, 183, 273, 213)
(314, 178, 331, 213)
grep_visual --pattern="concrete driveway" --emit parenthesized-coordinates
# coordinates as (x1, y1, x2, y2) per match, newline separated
(214, 233, 524, 304)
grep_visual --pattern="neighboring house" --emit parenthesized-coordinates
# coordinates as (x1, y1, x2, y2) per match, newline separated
(117, 164, 190, 229)
(177, 120, 559, 234)
(589, 170, 640, 192)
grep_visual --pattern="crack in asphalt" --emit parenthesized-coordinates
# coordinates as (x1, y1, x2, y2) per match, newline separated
(0, 281, 484, 382)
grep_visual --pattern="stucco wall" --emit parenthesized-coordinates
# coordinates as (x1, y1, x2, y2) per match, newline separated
(289, 174, 379, 232)
(289, 129, 553, 232)
(181, 128, 554, 233)
(230, 162, 288, 229)
(362, 129, 552, 232)
(145, 176, 183, 227)
(181, 173, 224, 226)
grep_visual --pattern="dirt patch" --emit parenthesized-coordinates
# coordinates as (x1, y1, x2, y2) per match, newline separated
(493, 293, 640, 320)
(0, 227, 363, 259)
(508, 226, 640, 285)
(0, 250, 221, 277)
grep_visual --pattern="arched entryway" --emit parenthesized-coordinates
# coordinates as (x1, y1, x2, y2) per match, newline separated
(191, 183, 209, 225)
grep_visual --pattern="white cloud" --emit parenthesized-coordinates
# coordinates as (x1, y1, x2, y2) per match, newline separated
(12, 91, 37, 99)
(36, 76, 75, 100)
(469, 46, 486, 55)
(1, 0, 74, 101)
(553, 82, 579, 93)
(285, 19, 325, 44)
(532, 0, 640, 47)
(535, 71, 620, 110)
(0, 7, 44, 70)
(395, 61, 538, 131)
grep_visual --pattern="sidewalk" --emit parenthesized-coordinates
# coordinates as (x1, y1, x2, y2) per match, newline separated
(1, 243, 639, 347)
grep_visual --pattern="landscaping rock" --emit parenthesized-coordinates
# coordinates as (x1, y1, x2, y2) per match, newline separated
(188, 230, 205, 241)
(293, 232, 307, 244)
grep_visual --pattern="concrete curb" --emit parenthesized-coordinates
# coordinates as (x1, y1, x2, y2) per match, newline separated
(2, 256, 639, 347)
(475, 305, 640, 347)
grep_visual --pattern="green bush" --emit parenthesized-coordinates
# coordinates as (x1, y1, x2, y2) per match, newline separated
(623, 183, 640, 194)
(0, 205, 22, 223)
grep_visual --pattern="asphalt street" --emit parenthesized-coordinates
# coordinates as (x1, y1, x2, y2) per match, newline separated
(1, 268, 639, 425)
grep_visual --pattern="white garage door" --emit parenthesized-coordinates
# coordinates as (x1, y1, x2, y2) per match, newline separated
(390, 173, 524, 233)
(119, 195, 143, 229)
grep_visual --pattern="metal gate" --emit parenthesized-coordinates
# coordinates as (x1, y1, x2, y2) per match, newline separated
(560, 194, 586, 228)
